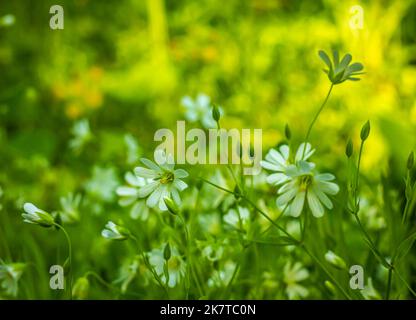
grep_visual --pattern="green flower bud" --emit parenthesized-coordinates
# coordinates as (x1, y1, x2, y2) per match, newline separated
(345, 139, 353, 158)
(324, 280, 337, 295)
(72, 277, 90, 300)
(407, 151, 414, 170)
(360, 121, 370, 141)
(163, 242, 171, 261)
(325, 250, 347, 270)
(164, 197, 179, 215)
(284, 124, 291, 140)
(212, 105, 221, 122)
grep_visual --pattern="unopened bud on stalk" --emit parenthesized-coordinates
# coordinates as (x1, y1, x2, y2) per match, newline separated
(325, 250, 347, 270)
(360, 121, 370, 141)
(345, 139, 353, 158)
(164, 197, 179, 215)
(163, 242, 171, 261)
(324, 280, 337, 295)
(285, 124, 291, 140)
(212, 104, 221, 122)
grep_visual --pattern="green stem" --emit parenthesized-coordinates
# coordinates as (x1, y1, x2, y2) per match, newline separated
(130, 235, 170, 298)
(54, 224, 72, 300)
(385, 267, 393, 300)
(201, 178, 351, 299)
(302, 84, 334, 157)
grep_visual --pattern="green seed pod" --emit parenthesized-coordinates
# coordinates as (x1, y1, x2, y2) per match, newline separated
(212, 105, 221, 122)
(164, 197, 179, 215)
(163, 242, 171, 261)
(72, 277, 90, 300)
(407, 151, 414, 170)
(360, 121, 370, 141)
(284, 124, 291, 140)
(345, 139, 353, 158)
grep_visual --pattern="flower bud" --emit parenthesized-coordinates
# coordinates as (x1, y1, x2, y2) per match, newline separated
(360, 121, 370, 141)
(72, 277, 90, 300)
(101, 221, 130, 241)
(325, 250, 347, 270)
(164, 197, 179, 215)
(284, 124, 291, 140)
(22, 203, 55, 228)
(212, 105, 221, 122)
(163, 242, 171, 261)
(345, 139, 353, 158)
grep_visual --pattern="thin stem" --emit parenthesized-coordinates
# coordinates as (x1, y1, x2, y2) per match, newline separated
(54, 223, 72, 300)
(130, 235, 170, 298)
(201, 178, 351, 299)
(385, 267, 393, 300)
(302, 84, 334, 157)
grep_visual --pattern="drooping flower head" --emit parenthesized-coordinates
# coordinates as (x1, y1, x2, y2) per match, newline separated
(134, 150, 188, 211)
(22, 203, 55, 227)
(101, 221, 131, 241)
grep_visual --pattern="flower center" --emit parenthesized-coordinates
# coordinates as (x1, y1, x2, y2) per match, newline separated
(299, 175, 313, 191)
(168, 257, 179, 269)
(160, 172, 174, 184)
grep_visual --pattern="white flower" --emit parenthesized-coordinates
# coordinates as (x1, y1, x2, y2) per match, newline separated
(0, 260, 25, 297)
(262, 143, 339, 218)
(283, 261, 309, 300)
(277, 167, 339, 218)
(101, 221, 130, 241)
(181, 93, 223, 129)
(223, 206, 250, 229)
(69, 119, 93, 153)
(22, 203, 55, 227)
(116, 172, 150, 220)
(134, 150, 188, 211)
(148, 245, 185, 288)
(59, 193, 82, 224)
(261, 143, 315, 186)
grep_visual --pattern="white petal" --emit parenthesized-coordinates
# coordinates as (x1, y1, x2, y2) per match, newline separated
(140, 158, 161, 172)
(116, 186, 138, 197)
(276, 187, 297, 207)
(146, 186, 164, 208)
(174, 179, 188, 191)
(290, 191, 305, 217)
(315, 173, 335, 181)
(279, 145, 290, 160)
(174, 169, 188, 179)
(260, 160, 284, 172)
(317, 181, 340, 195)
(314, 187, 333, 209)
(307, 191, 324, 217)
(23, 203, 39, 215)
(171, 188, 181, 205)
(137, 181, 159, 197)
(266, 173, 290, 185)
(196, 93, 210, 107)
(295, 143, 315, 161)
(134, 167, 158, 179)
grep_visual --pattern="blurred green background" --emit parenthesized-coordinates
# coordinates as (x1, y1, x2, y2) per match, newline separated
(1, 0, 416, 299)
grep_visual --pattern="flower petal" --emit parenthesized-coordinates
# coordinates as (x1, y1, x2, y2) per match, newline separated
(290, 191, 305, 217)
(307, 190, 324, 217)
